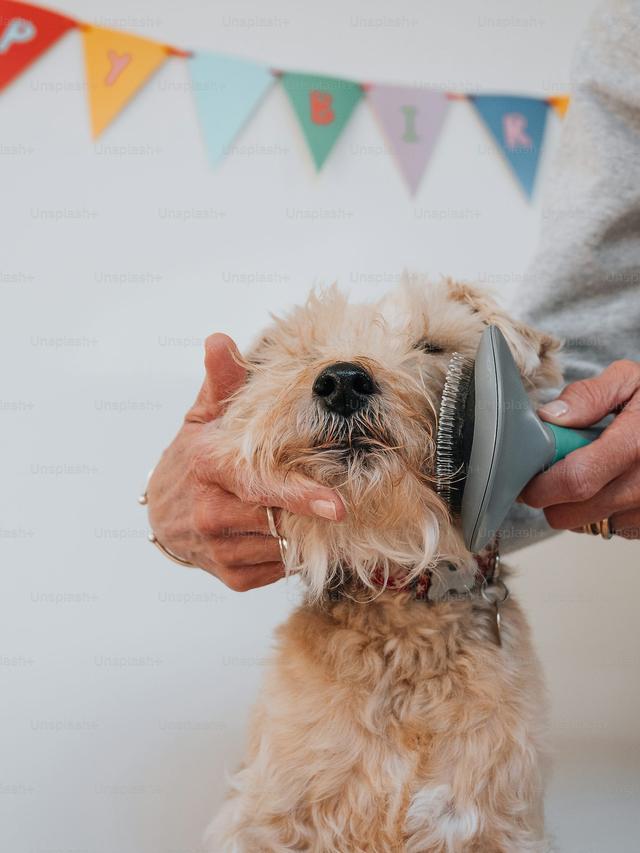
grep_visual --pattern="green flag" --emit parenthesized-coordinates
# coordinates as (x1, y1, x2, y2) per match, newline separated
(281, 72, 362, 170)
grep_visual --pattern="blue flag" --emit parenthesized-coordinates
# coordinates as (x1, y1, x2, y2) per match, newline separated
(470, 95, 549, 198)
(189, 52, 274, 166)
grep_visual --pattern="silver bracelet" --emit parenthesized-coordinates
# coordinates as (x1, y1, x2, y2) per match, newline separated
(139, 470, 196, 568)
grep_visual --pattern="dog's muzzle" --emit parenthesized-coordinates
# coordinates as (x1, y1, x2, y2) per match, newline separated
(312, 361, 379, 417)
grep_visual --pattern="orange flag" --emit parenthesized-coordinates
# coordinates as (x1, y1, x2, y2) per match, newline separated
(82, 24, 168, 137)
(548, 95, 570, 118)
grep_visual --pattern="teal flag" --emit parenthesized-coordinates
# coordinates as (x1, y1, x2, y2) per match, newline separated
(281, 72, 362, 170)
(189, 52, 274, 166)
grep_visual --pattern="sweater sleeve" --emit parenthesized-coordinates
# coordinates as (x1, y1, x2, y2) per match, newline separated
(500, 0, 640, 553)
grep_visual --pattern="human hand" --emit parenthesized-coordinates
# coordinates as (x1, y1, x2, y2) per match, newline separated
(520, 360, 640, 539)
(146, 334, 345, 590)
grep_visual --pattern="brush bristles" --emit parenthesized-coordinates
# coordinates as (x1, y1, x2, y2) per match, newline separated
(435, 351, 474, 513)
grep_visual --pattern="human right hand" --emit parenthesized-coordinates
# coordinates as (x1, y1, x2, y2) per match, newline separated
(146, 334, 345, 591)
(520, 360, 640, 539)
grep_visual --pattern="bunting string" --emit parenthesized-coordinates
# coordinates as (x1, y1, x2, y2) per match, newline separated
(0, 0, 569, 198)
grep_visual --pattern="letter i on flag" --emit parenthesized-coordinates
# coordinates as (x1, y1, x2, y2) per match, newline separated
(367, 85, 450, 195)
(189, 53, 274, 166)
(281, 72, 362, 170)
(0, 0, 75, 91)
(470, 95, 549, 198)
(82, 25, 168, 138)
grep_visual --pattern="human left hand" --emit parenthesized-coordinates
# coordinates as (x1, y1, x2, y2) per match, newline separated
(520, 360, 640, 539)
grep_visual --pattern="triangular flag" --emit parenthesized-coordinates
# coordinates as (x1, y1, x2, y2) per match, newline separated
(470, 95, 549, 198)
(367, 84, 449, 194)
(82, 24, 168, 138)
(189, 52, 273, 167)
(548, 95, 570, 118)
(0, 0, 75, 91)
(281, 72, 362, 170)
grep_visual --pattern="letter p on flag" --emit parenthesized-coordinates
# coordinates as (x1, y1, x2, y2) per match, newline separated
(0, 1, 75, 91)
(0, 18, 36, 54)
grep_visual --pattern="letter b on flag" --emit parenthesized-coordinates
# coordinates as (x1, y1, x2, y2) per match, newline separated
(310, 90, 334, 125)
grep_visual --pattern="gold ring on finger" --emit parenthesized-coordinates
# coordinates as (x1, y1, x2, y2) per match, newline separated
(599, 517, 613, 540)
(266, 506, 279, 538)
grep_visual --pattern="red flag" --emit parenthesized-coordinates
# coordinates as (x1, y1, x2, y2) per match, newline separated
(0, 1, 76, 91)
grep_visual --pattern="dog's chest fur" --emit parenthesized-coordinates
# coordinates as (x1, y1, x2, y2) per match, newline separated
(210, 591, 547, 853)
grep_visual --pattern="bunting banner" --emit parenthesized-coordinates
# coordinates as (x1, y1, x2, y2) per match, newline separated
(367, 84, 450, 195)
(0, 0, 74, 91)
(0, 1, 570, 199)
(281, 72, 363, 170)
(82, 24, 168, 138)
(189, 52, 274, 166)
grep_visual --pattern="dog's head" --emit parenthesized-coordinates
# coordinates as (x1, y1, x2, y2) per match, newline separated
(213, 277, 560, 597)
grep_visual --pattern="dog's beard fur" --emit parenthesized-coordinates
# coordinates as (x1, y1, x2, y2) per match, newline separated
(210, 276, 561, 600)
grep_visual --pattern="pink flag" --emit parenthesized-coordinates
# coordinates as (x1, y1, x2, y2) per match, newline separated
(367, 84, 449, 194)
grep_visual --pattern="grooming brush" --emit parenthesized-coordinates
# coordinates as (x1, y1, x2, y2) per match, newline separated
(436, 325, 605, 552)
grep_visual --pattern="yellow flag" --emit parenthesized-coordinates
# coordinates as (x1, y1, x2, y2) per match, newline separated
(82, 25, 168, 138)
(548, 95, 570, 118)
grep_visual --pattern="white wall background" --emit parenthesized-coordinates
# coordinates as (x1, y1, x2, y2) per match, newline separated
(2, 1, 638, 851)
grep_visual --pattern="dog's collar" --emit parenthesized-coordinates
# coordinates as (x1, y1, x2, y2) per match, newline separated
(369, 536, 501, 603)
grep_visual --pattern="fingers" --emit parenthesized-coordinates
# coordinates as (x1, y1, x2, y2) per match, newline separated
(537, 360, 640, 428)
(541, 463, 640, 530)
(197, 527, 287, 590)
(521, 407, 640, 509)
(204, 561, 286, 592)
(214, 463, 346, 522)
(193, 488, 273, 537)
(609, 509, 640, 539)
(192, 448, 345, 523)
(209, 533, 283, 568)
(571, 510, 640, 540)
(186, 334, 247, 424)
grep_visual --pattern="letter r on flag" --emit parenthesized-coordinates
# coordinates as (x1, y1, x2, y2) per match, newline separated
(502, 113, 532, 150)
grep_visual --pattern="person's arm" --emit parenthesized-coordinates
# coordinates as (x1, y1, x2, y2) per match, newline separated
(502, 0, 640, 550)
(145, 334, 344, 590)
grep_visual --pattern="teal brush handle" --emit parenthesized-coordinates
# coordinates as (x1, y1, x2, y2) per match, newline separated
(546, 423, 605, 464)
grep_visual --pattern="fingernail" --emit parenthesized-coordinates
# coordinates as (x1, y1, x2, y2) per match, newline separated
(538, 399, 569, 419)
(310, 499, 338, 521)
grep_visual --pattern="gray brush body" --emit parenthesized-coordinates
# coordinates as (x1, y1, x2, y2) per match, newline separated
(436, 326, 603, 553)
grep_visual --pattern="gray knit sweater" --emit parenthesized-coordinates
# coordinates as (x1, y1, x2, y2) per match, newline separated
(501, 0, 640, 552)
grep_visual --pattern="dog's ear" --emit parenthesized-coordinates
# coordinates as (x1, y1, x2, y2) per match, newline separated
(446, 279, 562, 391)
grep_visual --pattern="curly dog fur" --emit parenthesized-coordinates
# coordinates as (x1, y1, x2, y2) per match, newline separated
(206, 277, 561, 852)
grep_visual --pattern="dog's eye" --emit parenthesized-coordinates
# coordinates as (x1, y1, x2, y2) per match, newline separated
(416, 339, 445, 354)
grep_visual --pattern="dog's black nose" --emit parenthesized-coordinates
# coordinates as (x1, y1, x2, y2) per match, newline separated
(312, 362, 378, 416)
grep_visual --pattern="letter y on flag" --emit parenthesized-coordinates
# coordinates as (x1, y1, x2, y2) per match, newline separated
(82, 24, 168, 138)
